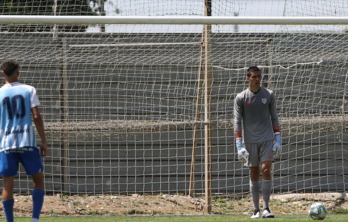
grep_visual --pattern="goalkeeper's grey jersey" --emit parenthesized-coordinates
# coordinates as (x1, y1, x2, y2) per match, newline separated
(234, 87, 280, 143)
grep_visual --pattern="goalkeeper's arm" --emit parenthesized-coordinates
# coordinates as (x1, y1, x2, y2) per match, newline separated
(233, 96, 248, 162)
(234, 130, 249, 163)
(273, 127, 282, 158)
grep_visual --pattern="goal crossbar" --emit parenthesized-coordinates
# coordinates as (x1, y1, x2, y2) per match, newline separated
(1, 16, 348, 25)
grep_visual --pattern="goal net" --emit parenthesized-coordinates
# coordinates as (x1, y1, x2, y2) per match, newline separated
(0, 0, 347, 212)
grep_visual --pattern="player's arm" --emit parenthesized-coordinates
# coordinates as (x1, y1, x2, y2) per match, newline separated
(269, 91, 280, 131)
(32, 106, 48, 157)
(269, 92, 281, 157)
(233, 95, 243, 137)
(233, 96, 248, 162)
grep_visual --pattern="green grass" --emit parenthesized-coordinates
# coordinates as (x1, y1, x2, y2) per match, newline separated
(13, 214, 348, 222)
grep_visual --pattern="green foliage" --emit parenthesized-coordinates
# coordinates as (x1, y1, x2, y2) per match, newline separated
(1, 0, 95, 15)
(0, 0, 98, 32)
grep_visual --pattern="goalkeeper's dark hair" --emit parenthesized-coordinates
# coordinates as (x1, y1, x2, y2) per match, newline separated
(1, 60, 19, 77)
(247, 66, 261, 77)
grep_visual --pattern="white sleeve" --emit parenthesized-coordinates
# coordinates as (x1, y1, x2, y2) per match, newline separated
(31, 87, 40, 108)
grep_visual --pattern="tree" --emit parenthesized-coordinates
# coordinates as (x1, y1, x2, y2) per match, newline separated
(1, 0, 95, 15)
(0, 0, 98, 32)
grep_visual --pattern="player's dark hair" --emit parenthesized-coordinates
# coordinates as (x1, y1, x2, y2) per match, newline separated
(1, 60, 19, 76)
(247, 66, 261, 77)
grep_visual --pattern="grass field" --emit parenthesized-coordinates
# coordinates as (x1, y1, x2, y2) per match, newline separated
(13, 214, 348, 222)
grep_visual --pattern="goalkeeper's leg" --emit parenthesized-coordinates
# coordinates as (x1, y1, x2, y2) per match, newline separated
(261, 161, 274, 218)
(246, 143, 262, 218)
(250, 167, 260, 210)
(260, 141, 274, 209)
(250, 166, 261, 218)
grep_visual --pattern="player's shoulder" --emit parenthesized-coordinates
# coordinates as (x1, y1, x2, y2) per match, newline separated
(0, 82, 36, 94)
(14, 82, 36, 91)
(261, 87, 274, 95)
(23, 84, 36, 91)
(236, 88, 248, 98)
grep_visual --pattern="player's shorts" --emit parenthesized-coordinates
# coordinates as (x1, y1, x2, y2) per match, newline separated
(0, 147, 44, 177)
(244, 140, 274, 167)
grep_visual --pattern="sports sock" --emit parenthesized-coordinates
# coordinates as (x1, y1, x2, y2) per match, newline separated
(2, 199, 14, 222)
(32, 189, 45, 220)
(262, 180, 272, 209)
(250, 180, 260, 210)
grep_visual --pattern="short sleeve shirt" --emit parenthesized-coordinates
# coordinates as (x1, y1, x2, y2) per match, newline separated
(0, 82, 40, 151)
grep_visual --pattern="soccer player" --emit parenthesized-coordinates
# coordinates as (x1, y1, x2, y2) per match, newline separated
(0, 60, 48, 222)
(234, 66, 281, 219)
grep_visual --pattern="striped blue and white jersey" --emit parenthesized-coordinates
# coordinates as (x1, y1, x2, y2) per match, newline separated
(0, 82, 40, 151)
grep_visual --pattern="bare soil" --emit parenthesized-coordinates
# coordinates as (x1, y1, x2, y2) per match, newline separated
(4, 192, 348, 217)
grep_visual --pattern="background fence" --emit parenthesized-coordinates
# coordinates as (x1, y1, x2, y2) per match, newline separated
(0, 30, 346, 196)
(0, 1, 347, 204)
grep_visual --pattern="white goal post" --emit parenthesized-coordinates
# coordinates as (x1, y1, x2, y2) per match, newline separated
(0, 13, 347, 215)
(1, 15, 348, 24)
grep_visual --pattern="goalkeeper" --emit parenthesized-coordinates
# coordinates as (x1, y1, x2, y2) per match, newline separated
(233, 66, 281, 219)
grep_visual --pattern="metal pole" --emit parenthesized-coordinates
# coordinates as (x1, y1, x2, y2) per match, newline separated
(204, 0, 212, 214)
(189, 42, 204, 197)
(97, 0, 106, 32)
(1, 16, 348, 25)
(263, 39, 273, 88)
(60, 38, 69, 193)
(53, 0, 58, 38)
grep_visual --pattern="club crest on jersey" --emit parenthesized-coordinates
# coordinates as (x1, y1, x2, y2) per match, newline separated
(262, 98, 267, 104)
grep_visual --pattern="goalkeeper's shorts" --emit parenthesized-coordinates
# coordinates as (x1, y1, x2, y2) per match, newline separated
(244, 140, 274, 167)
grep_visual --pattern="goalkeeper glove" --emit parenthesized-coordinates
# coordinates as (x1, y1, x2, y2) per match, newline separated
(236, 137, 249, 163)
(273, 132, 282, 158)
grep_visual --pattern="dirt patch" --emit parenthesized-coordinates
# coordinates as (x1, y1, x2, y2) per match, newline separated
(4, 193, 348, 217)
